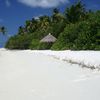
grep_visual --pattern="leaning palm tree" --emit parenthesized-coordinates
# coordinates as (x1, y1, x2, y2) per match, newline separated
(0, 26, 6, 47)
(0, 26, 6, 35)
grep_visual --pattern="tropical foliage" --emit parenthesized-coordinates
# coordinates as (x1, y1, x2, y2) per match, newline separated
(5, 1, 100, 50)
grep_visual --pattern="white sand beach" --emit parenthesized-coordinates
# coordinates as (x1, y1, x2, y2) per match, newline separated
(0, 49, 100, 100)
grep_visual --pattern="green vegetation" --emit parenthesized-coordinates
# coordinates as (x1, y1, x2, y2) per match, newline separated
(5, 1, 100, 50)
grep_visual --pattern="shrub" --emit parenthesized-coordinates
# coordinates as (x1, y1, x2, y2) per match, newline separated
(29, 39, 39, 50)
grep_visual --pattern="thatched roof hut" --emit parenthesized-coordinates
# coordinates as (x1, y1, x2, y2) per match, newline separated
(40, 33, 57, 43)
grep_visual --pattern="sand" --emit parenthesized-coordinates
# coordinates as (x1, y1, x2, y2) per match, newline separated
(0, 49, 100, 100)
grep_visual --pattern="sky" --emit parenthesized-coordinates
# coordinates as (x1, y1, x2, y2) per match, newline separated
(0, 0, 100, 47)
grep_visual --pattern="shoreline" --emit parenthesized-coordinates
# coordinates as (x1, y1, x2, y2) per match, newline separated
(0, 48, 100, 70)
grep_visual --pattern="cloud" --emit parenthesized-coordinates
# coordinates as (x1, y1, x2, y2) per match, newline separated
(18, 0, 69, 8)
(34, 15, 43, 19)
(5, 0, 11, 7)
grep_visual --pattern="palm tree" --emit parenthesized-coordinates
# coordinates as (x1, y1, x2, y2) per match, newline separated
(65, 1, 86, 23)
(39, 15, 50, 32)
(0, 26, 6, 35)
(18, 26, 24, 34)
(52, 8, 65, 23)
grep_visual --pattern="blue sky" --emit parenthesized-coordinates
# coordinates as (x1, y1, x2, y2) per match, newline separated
(0, 0, 100, 47)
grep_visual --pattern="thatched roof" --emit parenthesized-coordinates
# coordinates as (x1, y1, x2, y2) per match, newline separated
(40, 33, 57, 43)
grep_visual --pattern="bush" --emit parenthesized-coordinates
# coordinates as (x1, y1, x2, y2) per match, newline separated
(29, 39, 39, 50)
(38, 42, 53, 50)
(5, 34, 33, 49)
(52, 18, 100, 50)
